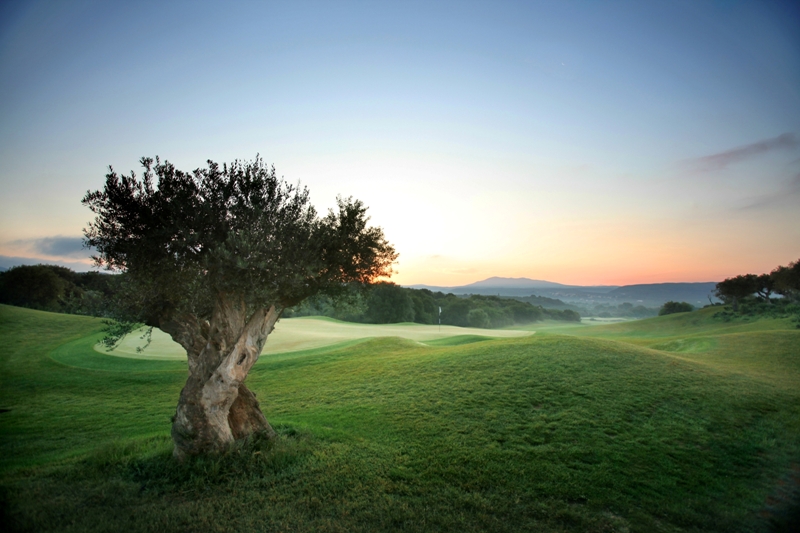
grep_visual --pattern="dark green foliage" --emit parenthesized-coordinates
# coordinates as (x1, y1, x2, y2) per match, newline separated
(716, 260, 800, 311)
(739, 299, 800, 320)
(659, 301, 694, 316)
(0, 265, 65, 310)
(364, 283, 415, 323)
(466, 307, 489, 328)
(288, 286, 579, 327)
(716, 274, 758, 311)
(441, 296, 470, 326)
(284, 289, 369, 322)
(508, 300, 544, 322)
(716, 260, 800, 326)
(0, 264, 118, 316)
(755, 273, 775, 302)
(99, 319, 141, 349)
(715, 298, 800, 328)
(409, 290, 438, 324)
(772, 259, 800, 302)
(82, 156, 396, 327)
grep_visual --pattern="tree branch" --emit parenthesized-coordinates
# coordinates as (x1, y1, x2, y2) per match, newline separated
(158, 312, 207, 358)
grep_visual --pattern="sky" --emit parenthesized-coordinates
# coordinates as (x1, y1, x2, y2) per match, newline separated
(1, 0, 798, 286)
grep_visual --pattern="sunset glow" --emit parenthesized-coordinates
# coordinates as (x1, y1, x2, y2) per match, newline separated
(1, 1, 798, 286)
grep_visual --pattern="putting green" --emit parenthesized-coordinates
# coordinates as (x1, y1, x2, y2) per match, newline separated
(96, 316, 534, 360)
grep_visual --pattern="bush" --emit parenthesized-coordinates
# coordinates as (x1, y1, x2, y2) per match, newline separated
(659, 301, 694, 316)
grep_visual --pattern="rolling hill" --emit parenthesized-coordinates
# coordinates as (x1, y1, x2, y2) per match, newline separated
(0, 304, 797, 532)
(407, 276, 719, 306)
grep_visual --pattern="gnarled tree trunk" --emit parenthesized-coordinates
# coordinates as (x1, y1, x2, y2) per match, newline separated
(159, 294, 281, 460)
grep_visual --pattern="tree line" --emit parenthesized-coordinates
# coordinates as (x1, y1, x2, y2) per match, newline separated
(715, 259, 800, 310)
(285, 282, 581, 327)
(512, 295, 658, 319)
(0, 264, 119, 316)
(714, 259, 800, 325)
(0, 266, 580, 329)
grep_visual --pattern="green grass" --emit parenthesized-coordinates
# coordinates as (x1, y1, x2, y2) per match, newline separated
(102, 316, 532, 360)
(1, 303, 799, 532)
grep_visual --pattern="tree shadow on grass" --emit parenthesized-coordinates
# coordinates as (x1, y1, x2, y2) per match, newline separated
(0, 426, 315, 533)
(106, 426, 315, 495)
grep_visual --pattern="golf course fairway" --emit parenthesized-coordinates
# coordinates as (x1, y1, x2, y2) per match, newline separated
(1, 304, 798, 532)
(98, 316, 534, 360)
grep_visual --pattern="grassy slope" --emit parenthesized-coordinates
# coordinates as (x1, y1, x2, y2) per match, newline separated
(1, 304, 799, 532)
(0, 306, 184, 472)
(549, 307, 800, 390)
(102, 317, 532, 360)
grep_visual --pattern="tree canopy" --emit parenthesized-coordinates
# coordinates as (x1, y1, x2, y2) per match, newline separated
(771, 259, 800, 301)
(83, 156, 396, 327)
(715, 260, 800, 310)
(713, 260, 800, 326)
(658, 301, 694, 316)
(715, 274, 758, 311)
(365, 282, 415, 324)
(0, 264, 117, 315)
(83, 156, 397, 458)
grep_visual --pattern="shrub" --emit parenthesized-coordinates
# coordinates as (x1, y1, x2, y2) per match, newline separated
(659, 301, 694, 316)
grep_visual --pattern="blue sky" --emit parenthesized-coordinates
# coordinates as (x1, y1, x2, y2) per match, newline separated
(1, 0, 798, 285)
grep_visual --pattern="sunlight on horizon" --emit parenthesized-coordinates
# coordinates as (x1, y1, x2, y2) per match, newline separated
(1, 1, 798, 286)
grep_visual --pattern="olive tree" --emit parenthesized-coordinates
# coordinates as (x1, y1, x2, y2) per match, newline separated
(83, 156, 396, 459)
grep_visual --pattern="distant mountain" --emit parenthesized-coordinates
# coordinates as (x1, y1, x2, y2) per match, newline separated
(460, 277, 574, 290)
(407, 277, 618, 297)
(405, 277, 719, 307)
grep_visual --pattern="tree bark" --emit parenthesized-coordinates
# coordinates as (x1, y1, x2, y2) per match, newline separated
(161, 294, 281, 460)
